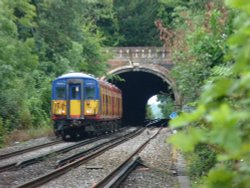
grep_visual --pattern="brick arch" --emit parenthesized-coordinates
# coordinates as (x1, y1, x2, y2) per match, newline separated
(101, 65, 182, 108)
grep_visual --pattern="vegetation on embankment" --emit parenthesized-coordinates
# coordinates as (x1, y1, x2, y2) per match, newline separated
(161, 0, 250, 187)
(0, 0, 113, 146)
(0, 121, 53, 146)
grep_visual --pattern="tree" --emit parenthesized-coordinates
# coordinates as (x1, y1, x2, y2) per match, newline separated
(114, 0, 175, 46)
(157, 94, 175, 117)
(0, 0, 117, 145)
(145, 104, 154, 119)
(158, 0, 231, 104)
(169, 0, 250, 187)
(0, 0, 39, 137)
(33, 0, 109, 76)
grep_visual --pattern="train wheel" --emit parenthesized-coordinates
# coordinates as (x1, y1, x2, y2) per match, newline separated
(62, 130, 72, 141)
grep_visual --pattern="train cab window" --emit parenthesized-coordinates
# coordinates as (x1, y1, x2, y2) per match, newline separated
(56, 87, 66, 99)
(85, 86, 96, 99)
(70, 85, 81, 100)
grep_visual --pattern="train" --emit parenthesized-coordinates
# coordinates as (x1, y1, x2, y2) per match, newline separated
(51, 72, 122, 140)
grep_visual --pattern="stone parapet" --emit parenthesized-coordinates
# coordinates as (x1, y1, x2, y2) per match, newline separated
(104, 47, 170, 64)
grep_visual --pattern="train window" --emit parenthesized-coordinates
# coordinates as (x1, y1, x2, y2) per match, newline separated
(85, 86, 95, 99)
(70, 85, 81, 100)
(56, 87, 66, 99)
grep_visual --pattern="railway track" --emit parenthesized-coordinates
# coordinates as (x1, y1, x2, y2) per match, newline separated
(0, 139, 66, 172)
(0, 139, 63, 160)
(0, 130, 125, 173)
(0, 120, 166, 188)
(93, 128, 162, 188)
(56, 128, 142, 168)
(16, 127, 146, 188)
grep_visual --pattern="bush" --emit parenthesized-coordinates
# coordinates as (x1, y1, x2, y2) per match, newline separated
(169, 0, 250, 187)
(188, 144, 216, 178)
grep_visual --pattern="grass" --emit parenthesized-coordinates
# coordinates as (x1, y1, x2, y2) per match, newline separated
(1, 125, 54, 147)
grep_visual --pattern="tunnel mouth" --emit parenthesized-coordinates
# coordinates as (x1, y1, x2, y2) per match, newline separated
(107, 70, 174, 125)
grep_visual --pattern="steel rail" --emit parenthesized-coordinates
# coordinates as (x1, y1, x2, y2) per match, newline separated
(0, 134, 113, 172)
(93, 127, 163, 188)
(16, 128, 146, 188)
(0, 163, 16, 173)
(56, 128, 142, 168)
(15, 134, 113, 169)
(0, 140, 63, 160)
(94, 156, 141, 188)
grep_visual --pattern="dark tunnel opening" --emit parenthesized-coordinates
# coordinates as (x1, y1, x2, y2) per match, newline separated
(108, 71, 174, 125)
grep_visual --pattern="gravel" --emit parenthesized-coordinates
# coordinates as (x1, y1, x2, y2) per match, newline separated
(38, 128, 178, 188)
(119, 128, 178, 188)
(0, 142, 75, 167)
(0, 137, 57, 155)
(0, 127, 179, 188)
(0, 127, 137, 187)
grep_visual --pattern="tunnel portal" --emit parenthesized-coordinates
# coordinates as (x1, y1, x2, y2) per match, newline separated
(108, 71, 173, 125)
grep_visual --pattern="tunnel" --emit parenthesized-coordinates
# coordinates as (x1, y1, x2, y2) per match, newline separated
(108, 70, 174, 125)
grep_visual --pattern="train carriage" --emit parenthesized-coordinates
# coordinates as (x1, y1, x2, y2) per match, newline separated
(51, 72, 122, 140)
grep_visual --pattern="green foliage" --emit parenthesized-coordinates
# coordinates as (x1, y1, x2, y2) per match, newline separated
(0, 117, 5, 146)
(106, 74, 125, 83)
(188, 144, 216, 178)
(34, 0, 108, 76)
(161, 0, 224, 10)
(114, 0, 175, 46)
(164, 0, 233, 107)
(157, 94, 175, 117)
(169, 0, 250, 187)
(171, 126, 207, 151)
(171, 61, 210, 103)
(0, 0, 39, 135)
(205, 167, 234, 188)
(0, 0, 114, 144)
(94, 0, 124, 46)
(145, 104, 155, 119)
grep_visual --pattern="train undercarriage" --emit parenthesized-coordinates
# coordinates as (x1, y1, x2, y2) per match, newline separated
(54, 119, 122, 140)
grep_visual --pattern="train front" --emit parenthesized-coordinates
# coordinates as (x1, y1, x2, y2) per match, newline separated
(51, 73, 99, 139)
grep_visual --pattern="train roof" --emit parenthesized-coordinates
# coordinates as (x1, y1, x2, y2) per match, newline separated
(99, 80, 121, 93)
(54, 72, 121, 92)
(55, 72, 98, 81)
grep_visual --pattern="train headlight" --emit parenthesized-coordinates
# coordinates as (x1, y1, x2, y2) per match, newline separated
(86, 109, 93, 114)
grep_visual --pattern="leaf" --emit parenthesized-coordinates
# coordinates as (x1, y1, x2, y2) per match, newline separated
(226, 0, 250, 14)
(206, 168, 234, 188)
(206, 104, 242, 156)
(168, 127, 206, 152)
(170, 105, 206, 128)
(201, 79, 233, 104)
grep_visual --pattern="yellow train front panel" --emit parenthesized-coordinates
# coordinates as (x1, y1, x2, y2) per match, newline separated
(70, 100, 82, 118)
(52, 100, 67, 116)
(84, 100, 99, 116)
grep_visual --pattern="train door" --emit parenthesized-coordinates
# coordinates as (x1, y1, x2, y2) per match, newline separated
(68, 83, 83, 119)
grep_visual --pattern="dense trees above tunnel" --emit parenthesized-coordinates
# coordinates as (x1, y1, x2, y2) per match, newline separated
(113, 0, 170, 46)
